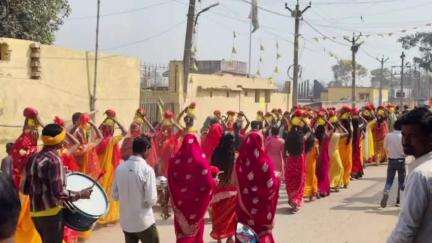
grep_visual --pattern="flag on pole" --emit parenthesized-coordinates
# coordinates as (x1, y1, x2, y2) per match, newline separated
(260, 43, 264, 51)
(249, 0, 259, 33)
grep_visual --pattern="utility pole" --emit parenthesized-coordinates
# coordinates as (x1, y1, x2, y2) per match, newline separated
(344, 33, 363, 108)
(183, 0, 196, 96)
(400, 52, 406, 105)
(376, 56, 389, 106)
(285, 0, 311, 107)
(91, 0, 101, 113)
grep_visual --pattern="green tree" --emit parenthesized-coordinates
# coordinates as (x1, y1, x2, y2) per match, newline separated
(331, 59, 368, 86)
(399, 32, 432, 72)
(370, 68, 392, 87)
(0, 0, 71, 44)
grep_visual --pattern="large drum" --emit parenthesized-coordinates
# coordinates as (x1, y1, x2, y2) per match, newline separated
(63, 172, 109, 231)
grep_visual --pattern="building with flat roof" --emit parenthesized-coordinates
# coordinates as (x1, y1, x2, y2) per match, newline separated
(141, 61, 292, 126)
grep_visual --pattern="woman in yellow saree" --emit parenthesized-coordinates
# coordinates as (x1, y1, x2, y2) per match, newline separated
(96, 110, 127, 225)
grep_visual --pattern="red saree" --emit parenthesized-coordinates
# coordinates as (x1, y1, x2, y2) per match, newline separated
(11, 131, 38, 187)
(167, 134, 217, 243)
(210, 185, 238, 240)
(285, 154, 306, 208)
(202, 123, 224, 161)
(236, 133, 280, 243)
(351, 134, 364, 177)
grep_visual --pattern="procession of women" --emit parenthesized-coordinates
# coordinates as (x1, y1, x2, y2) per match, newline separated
(3, 101, 401, 243)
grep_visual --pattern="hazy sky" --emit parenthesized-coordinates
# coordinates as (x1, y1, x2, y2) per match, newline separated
(55, 0, 432, 86)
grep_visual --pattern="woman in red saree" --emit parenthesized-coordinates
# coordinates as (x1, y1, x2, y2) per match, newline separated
(284, 117, 312, 212)
(13, 108, 43, 243)
(210, 134, 237, 243)
(157, 110, 180, 176)
(236, 133, 280, 243)
(351, 109, 366, 179)
(315, 121, 333, 198)
(202, 118, 224, 161)
(167, 134, 217, 243)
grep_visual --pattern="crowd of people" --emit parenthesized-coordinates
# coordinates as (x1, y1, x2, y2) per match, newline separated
(0, 102, 415, 243)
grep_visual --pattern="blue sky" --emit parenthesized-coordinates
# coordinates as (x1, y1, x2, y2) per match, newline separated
(55, 0, 432, 86)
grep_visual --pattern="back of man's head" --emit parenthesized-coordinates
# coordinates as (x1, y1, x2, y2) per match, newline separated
(5, 143, 13, 155)
(0, 173, 20, 242)
(132, 135, 152, 155)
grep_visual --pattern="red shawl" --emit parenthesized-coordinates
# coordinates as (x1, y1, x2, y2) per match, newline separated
(201, 123, 224, 162)
(11, 131, 38, 187)
(236, 133, 280, 242)
(167, 134, 217, 242)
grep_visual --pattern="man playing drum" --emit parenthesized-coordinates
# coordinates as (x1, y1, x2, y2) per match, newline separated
(21, 124, 93, 243)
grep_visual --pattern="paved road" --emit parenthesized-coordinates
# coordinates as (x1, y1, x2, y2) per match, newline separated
(88, 165, 401, 243)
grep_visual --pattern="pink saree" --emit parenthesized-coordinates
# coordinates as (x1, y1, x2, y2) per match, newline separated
(236, 133, 280, 243)
(167, 134, 217, 243)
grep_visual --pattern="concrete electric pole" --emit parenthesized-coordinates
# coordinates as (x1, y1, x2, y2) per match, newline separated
(285, 0, 311, 107)
(183, 0, 197, 96)
(400, 52, 406, 105)
(91, 0, 101, 114)
(344, 33, 363, 108)
(376, 56, 389, 106)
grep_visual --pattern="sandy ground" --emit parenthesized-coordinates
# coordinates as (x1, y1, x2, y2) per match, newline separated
(87, 164, 401, 243)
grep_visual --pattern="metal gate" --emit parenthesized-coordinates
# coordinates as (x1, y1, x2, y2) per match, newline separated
(141, 102, 176, 124)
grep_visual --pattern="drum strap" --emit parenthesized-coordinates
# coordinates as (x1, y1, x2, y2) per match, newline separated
(30, 206, 62, 218)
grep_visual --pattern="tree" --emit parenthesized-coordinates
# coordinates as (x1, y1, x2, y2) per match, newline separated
(399, 32, 432, 72)
(370, 68, 392, 88)
(331, 59, 368, 86)
(0, 0, 71, 44)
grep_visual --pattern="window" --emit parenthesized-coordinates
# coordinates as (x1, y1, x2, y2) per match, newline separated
(210, 90, 213, 98)
(255, 90, 260, 103)
(265, 90, 271, 103)
(244, 91, 248, 96)
(226, 91, 230, 97)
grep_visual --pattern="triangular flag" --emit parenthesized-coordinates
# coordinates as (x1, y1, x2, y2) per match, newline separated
(249, 0, 259, 33)
(233, 31, 237, 38)
(232, 47, 237, 54)
(274, 66, 279, 73)
(277, 53, 282, 59)
(259, 57, 263, 62)
(260, 44, 264, 51)
(191, 61, 198, 72)
(313, 37, 319, 42)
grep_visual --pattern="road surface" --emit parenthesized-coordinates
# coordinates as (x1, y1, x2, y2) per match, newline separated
(88, 164, 401, 243)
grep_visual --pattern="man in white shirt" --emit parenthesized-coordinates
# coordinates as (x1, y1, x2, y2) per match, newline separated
(113, 136, 159, 243)
(381, 121, 406, 208)
(388, 107, 432, 243)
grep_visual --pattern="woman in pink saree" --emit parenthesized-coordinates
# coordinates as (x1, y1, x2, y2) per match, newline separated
(167, 134, 217, 243)
(236, 133, 280, 243)
(265, 126, 285, 178)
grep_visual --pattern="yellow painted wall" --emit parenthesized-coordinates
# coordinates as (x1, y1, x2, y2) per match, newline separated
(0, 38, 140, 157)
(322, 86, 389, 105)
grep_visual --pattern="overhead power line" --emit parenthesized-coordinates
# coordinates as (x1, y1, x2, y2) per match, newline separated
(103, 20, 186, 50)
(69, 1, 170, 20)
